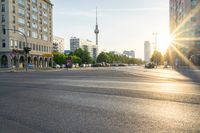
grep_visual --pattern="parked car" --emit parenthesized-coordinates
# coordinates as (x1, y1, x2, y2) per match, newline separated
(145, 63, 155, 69)
(61, 64, 66, 68)
(53, 64, 61, 68)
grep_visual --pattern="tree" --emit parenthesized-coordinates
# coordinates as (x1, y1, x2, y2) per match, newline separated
(97, 52, 110, 63)
(53, 54, 67, 65)
(71, 56, 81, 65)
(70, 48, 93, 64)
(151, 50, 163, 65)
(82, 50, 93, 64)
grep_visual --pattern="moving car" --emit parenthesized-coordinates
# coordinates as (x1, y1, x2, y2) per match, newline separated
(145, 63, 155, 69)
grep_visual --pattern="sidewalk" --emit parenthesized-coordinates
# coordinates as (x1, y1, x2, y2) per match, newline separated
(0, 68, 63, 73)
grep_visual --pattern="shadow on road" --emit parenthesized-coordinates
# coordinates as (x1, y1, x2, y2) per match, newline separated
(177, 69, 200, 83)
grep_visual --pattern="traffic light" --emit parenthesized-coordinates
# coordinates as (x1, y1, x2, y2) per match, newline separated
(24, 47, 31, 54)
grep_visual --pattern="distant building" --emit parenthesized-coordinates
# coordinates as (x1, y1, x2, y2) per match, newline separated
(109, 51, 122, 56)
(123, 50, 135, 58)
(70, 37, 98, 59)
(53, 36, 65, 53)
(64, 50, 72, 55)
(144, 41, 151, 62)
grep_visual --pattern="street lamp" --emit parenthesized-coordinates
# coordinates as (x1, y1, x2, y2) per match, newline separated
(2, 26, 31, 72)
(153, 32, 159, 51)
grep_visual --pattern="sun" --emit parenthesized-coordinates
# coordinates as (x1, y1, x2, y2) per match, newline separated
(157, 34, 173, 54)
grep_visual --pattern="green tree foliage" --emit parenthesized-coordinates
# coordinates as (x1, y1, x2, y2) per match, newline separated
(97, 52, 110, 63)
(69, 48, 93, 64)
(97, 52, 144, 65)
(53, 54, 67, 65)
(151, 50, 163, 65)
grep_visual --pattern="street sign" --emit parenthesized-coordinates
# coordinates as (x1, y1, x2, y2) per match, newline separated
(66, 57, 72, 67)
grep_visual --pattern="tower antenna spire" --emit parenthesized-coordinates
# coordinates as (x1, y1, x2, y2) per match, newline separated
(94, 7, 99, 46)
(96, 7, 98, 25)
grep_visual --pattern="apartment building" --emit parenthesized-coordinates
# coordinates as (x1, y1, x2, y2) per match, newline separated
(0, 0, 53, 68)
(53, 36, 64, 53)
(170, 0, 200, 65)
(70, 37, 98, 60)
(123, 50, 135, 58)
(144, 41, 151, 63)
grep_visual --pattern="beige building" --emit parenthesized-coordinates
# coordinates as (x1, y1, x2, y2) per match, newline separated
(170, 0, 200, 65)
(53, 36, 64, 53)
(70, 37, 98, 59)
(144, 41, 151, 63)
(0, 0, 53, 68)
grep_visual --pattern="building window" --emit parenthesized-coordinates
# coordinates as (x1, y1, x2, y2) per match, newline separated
(2, 25, 6, 34)
(43, 35, 48, 41)
(14, 40, 18, 48)
(18, 17, 25, 25)
(27, 30, 31, 37)
(32, 0, 37, 4)
(1, 4, 5, 12)
(32, 31, 38, 38)
(42, 3, 48, 10)
(18, 8, 25, 16)
(2, 39, 6, 48)
(13, 16, 16, 23)
(19, 41, 22, 49)
(18, 27, 25, 34)
(32, 6, 38, 13)
(10, 40, 14, 48)
(32, 22, 38, 29)
(13, 6, 15, 13)
(33, 44, 35, 50)
(18, 0, 25, 7)
(1, 15, 5, 23)
(43, 19, 48, 25)
(32, 14, 38, 20)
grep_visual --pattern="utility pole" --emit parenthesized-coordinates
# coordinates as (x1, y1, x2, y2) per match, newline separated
(152, 32, 159, 67)
(153, 32, 159, 51)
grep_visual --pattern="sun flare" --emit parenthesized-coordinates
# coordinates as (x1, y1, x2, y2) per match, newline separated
(157, 34, 173, 54)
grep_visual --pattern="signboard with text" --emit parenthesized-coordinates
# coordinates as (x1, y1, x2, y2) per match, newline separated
(66, 57, 72, 67)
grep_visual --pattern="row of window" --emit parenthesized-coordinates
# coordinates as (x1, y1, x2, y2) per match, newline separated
(17, 0, 49, 10)
(10, 39, 51, 52)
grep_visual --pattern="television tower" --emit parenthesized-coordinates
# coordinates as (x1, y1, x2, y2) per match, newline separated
(94, 7, 99, 46)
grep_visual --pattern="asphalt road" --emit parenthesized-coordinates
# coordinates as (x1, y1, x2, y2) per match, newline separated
(0, 66, 200, 133)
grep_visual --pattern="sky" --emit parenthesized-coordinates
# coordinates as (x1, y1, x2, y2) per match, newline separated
(51, 0, 170, 59)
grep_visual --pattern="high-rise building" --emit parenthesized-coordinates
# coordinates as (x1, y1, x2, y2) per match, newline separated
(0, 0, 53, 68)
(70, 37, 98, 59)
(144, 41, 151, 62)
(123, 50, 135, 58)
(53, 36, 64, 53)
(170, 0, 200, 65)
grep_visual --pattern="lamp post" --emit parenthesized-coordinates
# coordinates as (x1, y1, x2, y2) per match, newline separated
(153, 32, 159, 51)
(2, 27, 31, 72)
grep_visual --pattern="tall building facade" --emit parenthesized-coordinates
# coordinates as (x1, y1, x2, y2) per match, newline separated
(0, 0, 53, 68)
(144, 41, 151, 62)
(170, 0, 200, 65)
(53, 36, 64, 53)
(70, 37, 98, 60)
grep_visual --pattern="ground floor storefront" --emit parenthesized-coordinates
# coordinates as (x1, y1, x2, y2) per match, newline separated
(0, 52, 53, 69)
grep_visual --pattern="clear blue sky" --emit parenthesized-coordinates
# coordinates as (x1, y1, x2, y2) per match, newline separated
(51, 0, 169, 59)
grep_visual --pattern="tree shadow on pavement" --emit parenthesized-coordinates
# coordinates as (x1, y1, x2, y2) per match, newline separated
(177, 69, 200, 84)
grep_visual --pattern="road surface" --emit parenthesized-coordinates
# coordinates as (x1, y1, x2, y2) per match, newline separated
(0, 67, 200, 133)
